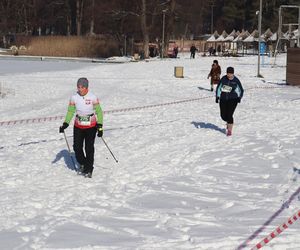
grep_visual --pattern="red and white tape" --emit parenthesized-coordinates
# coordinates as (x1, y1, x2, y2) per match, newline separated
(0, 96, 211, 126)
(251, 210, 300, 250)
(0, 86, 283, 127)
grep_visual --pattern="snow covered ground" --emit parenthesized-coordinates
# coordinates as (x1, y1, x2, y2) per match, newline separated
(0, 53, 299, 250)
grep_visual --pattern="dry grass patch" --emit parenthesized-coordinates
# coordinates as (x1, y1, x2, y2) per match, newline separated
(17, 36, 119, 58)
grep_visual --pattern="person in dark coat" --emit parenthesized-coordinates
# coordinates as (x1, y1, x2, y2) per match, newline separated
(216, 67, 244, 136)
(190, 44, 198, 58)
(173, 43, 179, 58)
(207, 59, 221, 91)
(149, 46, 155, 57)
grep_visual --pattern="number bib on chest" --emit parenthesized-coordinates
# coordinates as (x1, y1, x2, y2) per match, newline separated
(221, 85, 232, 93)
(78, 115, 91, 126)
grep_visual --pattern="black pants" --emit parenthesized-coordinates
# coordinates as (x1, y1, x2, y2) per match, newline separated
(219, 99, 238, 124)
(73, 126, 97, 173)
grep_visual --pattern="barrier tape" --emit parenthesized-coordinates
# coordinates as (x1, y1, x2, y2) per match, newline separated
(237, 186, 300, 250)
(251, 210, 300, 250)
(0, 96, 212, 126)
(0, 86, 284, 127)
(0, 115, 64, 126)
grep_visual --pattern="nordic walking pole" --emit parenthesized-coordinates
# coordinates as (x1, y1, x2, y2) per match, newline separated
(101, 137, 118, 163)
(63, 131, 77, 171)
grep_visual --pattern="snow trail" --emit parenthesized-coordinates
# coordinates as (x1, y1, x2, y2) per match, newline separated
(0, 54, 300, 249)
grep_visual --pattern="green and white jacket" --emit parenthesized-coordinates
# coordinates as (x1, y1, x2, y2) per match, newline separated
(64, 91, 103, 129)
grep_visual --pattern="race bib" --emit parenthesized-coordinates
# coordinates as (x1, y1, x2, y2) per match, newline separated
(221, 85, 232, 93)
(78, 115, 91, 126)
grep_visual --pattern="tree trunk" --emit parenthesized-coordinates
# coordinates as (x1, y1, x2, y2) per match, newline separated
(164, 0, 176, 57)
(140, 0, 149, 58)
(65, 0, 72, 36)
(89, 0, 95, 35)
(184, 23, 189, 39)
(0, 0, 10, 34)
(76, 0, 84, 36)
(66, 15, 72, 36)
(21, 2, 29, 35)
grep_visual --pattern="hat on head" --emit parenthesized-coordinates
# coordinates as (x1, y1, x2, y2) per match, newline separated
(226, 67, 234, 74)
(77, 77, 89, 88)
(213, 60, 218, 64)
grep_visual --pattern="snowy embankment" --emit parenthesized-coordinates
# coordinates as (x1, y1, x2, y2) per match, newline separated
(0, 53, 299, 250)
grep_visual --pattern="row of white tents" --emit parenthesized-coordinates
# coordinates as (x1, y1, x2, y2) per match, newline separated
(205, 28, 299, 55)
(206, 28, 299, 43)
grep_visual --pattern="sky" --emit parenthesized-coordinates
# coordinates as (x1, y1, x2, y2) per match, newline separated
(0, 52, 300, 250)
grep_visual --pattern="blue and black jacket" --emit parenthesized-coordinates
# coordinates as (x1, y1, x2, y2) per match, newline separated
(216, 75, 244, 101)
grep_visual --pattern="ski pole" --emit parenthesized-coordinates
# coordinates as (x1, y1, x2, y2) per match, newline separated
(63, 131, 77, 171)
(101, 137, 118, 163)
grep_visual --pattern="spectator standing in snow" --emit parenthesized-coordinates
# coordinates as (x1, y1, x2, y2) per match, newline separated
(149, 46, 155, 57)
(190, 44, 198, 58)
(207, 59, 221, 91)
(173, 43, 179, 58)
(59, 77, 103, 178)
(216, 67, 244, 136)
(217, 44, 222, 55)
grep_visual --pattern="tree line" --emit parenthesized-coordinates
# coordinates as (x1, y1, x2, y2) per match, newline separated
(0, 0, 298, 56)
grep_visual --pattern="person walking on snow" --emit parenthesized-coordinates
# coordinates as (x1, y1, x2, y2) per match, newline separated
(59, 77, 103, 178)
(190, 44, 198, 58)
(207, 59, 221, 91)
(216, 67, 244, 136)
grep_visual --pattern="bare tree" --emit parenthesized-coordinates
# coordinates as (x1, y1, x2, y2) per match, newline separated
(0, 0, 13, 34)
(64, 0, 72, 35)
(163, 0, 176, 57)
(140, 0, 150, 57)
(89, 0, 95, 35)
(76, 0, 84, 35)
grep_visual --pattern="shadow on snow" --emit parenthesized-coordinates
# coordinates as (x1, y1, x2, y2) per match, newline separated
(198, 86, 213, 92)
(52, 149, 78, 172)
(191, 121, 226, 134)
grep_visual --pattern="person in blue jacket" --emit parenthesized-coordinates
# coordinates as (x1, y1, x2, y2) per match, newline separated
(216, 66, 244, 136)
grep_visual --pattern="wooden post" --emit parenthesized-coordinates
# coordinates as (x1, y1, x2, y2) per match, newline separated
(286, 48, 300, 86)
(174, 66, 184, 78)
